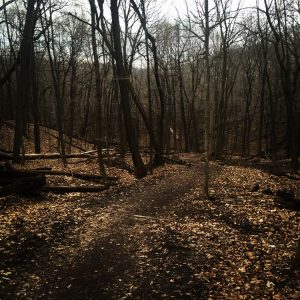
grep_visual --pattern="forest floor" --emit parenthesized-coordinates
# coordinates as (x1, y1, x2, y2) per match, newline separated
(0, 125, 300, 299)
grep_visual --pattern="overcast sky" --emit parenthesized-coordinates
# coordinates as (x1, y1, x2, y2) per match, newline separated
(74, 0, 258, 20)
(159, 0, 257, 19)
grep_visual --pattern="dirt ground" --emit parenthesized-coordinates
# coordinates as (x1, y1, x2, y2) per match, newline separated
(0, 151, 300, 299)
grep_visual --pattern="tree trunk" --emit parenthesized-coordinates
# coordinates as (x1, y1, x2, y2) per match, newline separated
(89, 0, 107, 180)
(79, 72, 92, 138)
(68, 55, 77, 152)
(130, 0, 164, 166)
(31, 41, 41, 153)
(142, 0, 153, 159)
(110, 0, 146, 178)
(13, 0, 38, 162)
(177, 60, 189, 153)
(293, 239, 300, 272)
(41, 4, 67, 166)
(204, 0, 211, 198)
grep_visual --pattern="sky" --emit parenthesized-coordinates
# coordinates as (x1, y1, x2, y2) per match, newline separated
(74, 0, 258, 19)
(159, 0, 257, 19)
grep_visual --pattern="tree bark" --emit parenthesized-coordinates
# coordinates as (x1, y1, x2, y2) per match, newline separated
(31, 41, 41, 153)
(263, 0, 299, 172)
(204, 0, 211, 198)
(130, 0, 164, 165)
(13, 0, 40, 162)
(293, 239, 300, 272)
(41, 3, 67, 166)
(89, 0, 107, 180)
(110, 0, 147, 178)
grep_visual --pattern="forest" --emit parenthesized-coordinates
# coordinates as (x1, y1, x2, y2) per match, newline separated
(0, 0, 300, 299)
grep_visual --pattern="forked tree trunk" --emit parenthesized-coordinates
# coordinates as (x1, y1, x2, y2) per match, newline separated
(130, 0, 164, 166)
(89, 0, 107, 180)
(110, 0, 146, 178)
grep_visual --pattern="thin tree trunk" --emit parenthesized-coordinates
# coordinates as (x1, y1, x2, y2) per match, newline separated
(31, 42, 41, 153)
(89, 0, 107, 179)
(41, 3, 67, 166)
(175, 65, 188, 153)
(80, 72, 92, 138)
(204, 0, 211, 198)
(112, 64, 126, 158)
(141, 1, 153, 155)
(171, 74, 178, 154)
(68, 55, 76, 152)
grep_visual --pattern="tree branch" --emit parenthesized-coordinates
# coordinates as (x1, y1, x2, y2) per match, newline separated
(0, 0, 15, 12)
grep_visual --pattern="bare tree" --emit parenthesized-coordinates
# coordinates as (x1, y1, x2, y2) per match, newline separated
(89, 0, 107, 179)
(214, 0, 242, 156)
(130, 0, 165, 165)
(13, 0, 42, 162)
(0, 0, 14, 12)
(110, 0, 147, 178)
(40, 0, 70, 165)
(203, 0, 212, 197)
(263, 0, 300, 171)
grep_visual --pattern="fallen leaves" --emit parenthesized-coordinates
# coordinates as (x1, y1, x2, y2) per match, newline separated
(0, 153, 299, 299)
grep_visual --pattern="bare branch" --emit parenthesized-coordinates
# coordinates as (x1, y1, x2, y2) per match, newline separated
(0, 0, 15, 12)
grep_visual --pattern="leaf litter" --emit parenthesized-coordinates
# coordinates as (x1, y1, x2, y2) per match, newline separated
(0, 149, 299, 299)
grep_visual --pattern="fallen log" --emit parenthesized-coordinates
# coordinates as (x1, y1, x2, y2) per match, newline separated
(162, 156, 192, 167)
(0, 151, 12, 160)
(0, 174, 46, 196)
(39, 124, 98, 147)
(0, 150, 97, 160)
(41, 185, 110, 193)
(104, 160, 133, 173)
(271, 171, 300, 181)
(292, 239, 300, 272)
(274, 190, 300, 211)
(25, 150, 97, 159)
(42, 130, 88, 152)
(5, 170, 119, 181)
(133, 214, 159, 220)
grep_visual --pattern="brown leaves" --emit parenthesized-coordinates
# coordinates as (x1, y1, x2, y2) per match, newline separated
(0, 153, 300, 299)
(246, 251, 255, 260)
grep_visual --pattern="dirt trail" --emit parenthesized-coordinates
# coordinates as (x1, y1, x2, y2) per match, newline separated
(48, 162, 206, 300)
(0, 158, 208, 299)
